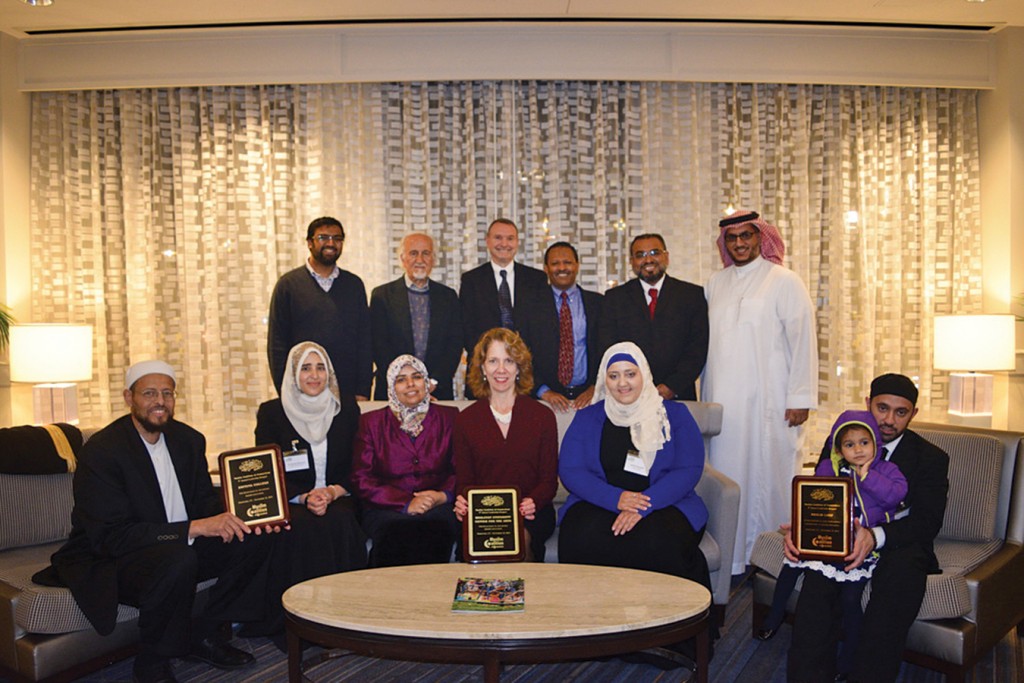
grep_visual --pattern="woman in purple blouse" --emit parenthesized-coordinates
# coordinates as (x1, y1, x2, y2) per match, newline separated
(351, 354, 460, 566)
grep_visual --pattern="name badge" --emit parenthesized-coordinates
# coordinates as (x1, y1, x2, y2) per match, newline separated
(623, 450, 649, 476)
(283, 449, 309, 472)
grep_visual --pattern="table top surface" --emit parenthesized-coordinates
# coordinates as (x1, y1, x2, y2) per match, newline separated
(283, 563, 710, 640)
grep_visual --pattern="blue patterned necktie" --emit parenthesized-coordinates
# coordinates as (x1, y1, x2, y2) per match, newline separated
(498, 269, 514, 329)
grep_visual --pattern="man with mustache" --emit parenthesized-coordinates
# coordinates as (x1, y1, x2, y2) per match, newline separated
(370, 232, 462, 399)
(787, 373, 949, 683)
(701, 210, 818, 574)
(597, 233, 708, 401)
(518, 241, 604, 412)
(43, 361, 281, 683)
(267, 216, 372, 399)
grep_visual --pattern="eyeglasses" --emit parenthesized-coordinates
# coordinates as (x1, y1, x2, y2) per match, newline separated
(313, 234, 345, 243)
(632, 248, 667, 259)
(723, 230, 757, 243)
(136, 389, 176, 401)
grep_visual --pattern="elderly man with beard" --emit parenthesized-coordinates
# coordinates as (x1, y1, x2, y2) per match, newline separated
(370, 232, 462, 400)
(267, 216, 373, 398)
(597, 233, 708, 400)
(41, 361, 281, 683)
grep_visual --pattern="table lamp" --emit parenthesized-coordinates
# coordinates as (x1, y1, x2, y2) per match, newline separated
(933, 314, 1016, 417)
(9, 323, 94, 425)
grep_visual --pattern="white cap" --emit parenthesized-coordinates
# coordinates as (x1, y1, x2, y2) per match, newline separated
(125, 360, 176, 390)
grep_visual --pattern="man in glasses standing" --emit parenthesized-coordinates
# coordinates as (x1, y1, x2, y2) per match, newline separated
(701, 210, 818, 574)
(267, 216, 372, 398)
(598, 233, 708, 400)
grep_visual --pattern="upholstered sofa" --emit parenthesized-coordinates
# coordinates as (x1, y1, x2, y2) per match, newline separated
(748, 421, 1024, 683)
(0, 426, 142, 683)
(360, 399, 742, 621)
(0, 399, 738, 683)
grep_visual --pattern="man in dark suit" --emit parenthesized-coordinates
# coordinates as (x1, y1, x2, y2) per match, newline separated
(370, 233, 462, 400)
(597, 233, 708, 401)
(267, 216, 373, 398)
(46, 361, 279, 683)
(518, 241, 603, 411)
(459, 217, 548, 355)
(787, 373, 950, 683)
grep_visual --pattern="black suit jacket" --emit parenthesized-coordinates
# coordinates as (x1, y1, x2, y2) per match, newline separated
(518, 285, 604, 397)
(255, 395, 360, 501)
(369, 277, 463, 400)
(459, 261, 548, 354)
(50, 415, 219, 635)
(597, 276, 709, 401)
(818, 427, 949, 572)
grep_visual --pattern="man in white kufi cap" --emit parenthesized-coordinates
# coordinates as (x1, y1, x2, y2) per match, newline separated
(41, 360, 281, 683)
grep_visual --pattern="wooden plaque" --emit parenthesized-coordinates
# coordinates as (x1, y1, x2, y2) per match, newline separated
(219, 444, 290, 528)
(792, 475, 854, 561)
(462, 486, 524, 563)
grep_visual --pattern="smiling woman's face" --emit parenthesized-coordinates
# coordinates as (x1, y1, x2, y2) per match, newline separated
(393, 364, 428, 407)
(298, 352, 327, 397)
(605, 361, 642, 405)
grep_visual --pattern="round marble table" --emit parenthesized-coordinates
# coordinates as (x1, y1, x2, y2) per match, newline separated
(283, 562, 711, 683)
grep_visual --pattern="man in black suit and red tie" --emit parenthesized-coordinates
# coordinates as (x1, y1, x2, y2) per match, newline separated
(459, 217, 548, 355)
(517, 241, 604, 412)
(597, 233, 709, 401)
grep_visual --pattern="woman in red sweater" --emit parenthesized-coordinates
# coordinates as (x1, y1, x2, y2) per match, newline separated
(453, 327, 559, 561)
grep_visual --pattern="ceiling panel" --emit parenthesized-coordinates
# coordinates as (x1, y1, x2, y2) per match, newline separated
(0, 0, 1018, 37)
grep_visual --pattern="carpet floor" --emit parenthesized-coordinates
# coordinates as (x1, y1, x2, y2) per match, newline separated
(15, 574, 1023, 683)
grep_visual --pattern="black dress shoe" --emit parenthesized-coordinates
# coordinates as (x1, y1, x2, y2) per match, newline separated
(188, 638, 255, 670)
(755, 627, 777, 641)
(132, 659, 178, 683)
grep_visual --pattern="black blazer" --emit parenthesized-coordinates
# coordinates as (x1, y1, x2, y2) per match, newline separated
(818, 427, 949, 572)
(597, 275, 709, 400)
(518, 285, 604, 397)
(50, 415, 218, 635)
(254, 395, 361, 501)
(459, 261, 548, 355)
(369, 277, 463, 400)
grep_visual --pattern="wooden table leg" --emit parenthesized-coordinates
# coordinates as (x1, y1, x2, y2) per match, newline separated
(482, 654, 501, 683)
(695, 624, 710, 683)
(287, 628, 303, 683)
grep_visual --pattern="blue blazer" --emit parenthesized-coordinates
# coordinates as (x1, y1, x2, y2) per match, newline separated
(558, 399, 708, 531)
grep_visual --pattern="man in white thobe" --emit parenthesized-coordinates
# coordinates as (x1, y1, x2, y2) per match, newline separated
(701, 210, 818, 574)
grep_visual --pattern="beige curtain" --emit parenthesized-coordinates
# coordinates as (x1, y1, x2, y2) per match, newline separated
(30, 81, 981, 454)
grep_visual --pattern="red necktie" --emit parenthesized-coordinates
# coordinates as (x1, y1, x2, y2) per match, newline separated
(557, 291, 574, 386)
(648, 288, 658, 321)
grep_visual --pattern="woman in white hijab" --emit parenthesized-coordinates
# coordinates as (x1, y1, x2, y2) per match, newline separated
(248, 341, 367, 637)
(558, 341, 711, 591)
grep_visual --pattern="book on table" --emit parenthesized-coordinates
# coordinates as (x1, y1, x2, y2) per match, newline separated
(451, 577, 525, 613)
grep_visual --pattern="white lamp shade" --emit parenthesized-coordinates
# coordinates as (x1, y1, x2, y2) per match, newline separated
(933, 314, 1016, 371)
(9, 324, 94, 383)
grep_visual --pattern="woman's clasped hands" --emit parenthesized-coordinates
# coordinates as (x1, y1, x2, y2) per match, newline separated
(613, 490, 651, 536)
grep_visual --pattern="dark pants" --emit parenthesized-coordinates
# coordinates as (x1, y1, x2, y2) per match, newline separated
(363, 505, 460, 567)
(788, 545, 928, 683)
(524, 504, 557, 563)
(115, 534, 273, 661)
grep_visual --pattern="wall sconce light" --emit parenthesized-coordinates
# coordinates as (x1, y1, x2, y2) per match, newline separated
(933, 314, 1015, 417)
(9, 324, 93, 424)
